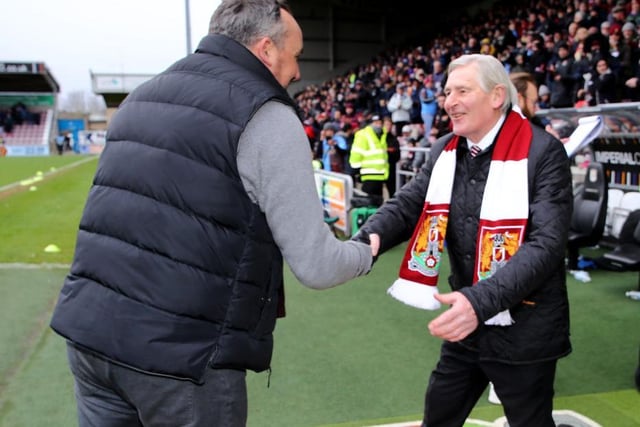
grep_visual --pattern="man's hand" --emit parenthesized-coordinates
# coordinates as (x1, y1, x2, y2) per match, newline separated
(351, 231, 380, 264)
(626, 77, 639, 89)
(368, 233, 380, 257)
(428, 292, 478, 341)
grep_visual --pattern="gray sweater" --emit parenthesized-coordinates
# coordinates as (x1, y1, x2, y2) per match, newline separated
(238, 101, 372, 288)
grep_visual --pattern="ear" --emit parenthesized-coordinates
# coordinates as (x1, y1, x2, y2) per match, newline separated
(491, 84, 507, 109)
(253, 37, 275, 67)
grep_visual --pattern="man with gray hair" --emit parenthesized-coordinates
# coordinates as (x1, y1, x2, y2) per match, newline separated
(355, 54, 573, 426)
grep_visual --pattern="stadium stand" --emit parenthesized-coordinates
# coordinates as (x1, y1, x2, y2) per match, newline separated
(0, 61, 59, 156)
(2, 108, 52, 146)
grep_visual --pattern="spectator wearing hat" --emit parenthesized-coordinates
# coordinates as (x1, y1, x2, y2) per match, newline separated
(342, 102, 360, 131)
(431, 92, 451, 140)
(430, 59, 446, 94)
(314, 122, 349, 173)
(548, 42, 578, 108)
(612, 21, 639, 100)
(609, 5, 628, 35)
(621, 21, 638, 50)
(622, 21, 637, 38)
(387, 82, 413, 137)
(373, 95, 391, 120)
(479, 37, 495, 56)
(411, 128, 432, 176)
(510, 52, 529, 74)
(351, 79, 373, 112)
(349, 114, 389, 201)
(419, 76, 438, 142)
(398, 124, 417, 173)
(538, 84, 552, 109)
(302, 117, 317, 149)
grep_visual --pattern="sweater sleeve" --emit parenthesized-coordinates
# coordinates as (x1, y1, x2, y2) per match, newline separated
(237, 101, 372, 289)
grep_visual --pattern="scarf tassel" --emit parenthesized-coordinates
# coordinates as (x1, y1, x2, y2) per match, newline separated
(388, 279, 514, 325)
(387, 278, 441, 310)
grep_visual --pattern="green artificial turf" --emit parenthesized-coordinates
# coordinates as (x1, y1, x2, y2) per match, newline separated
(0, 268, 68, 393)
(0, 156, 88, 188)
(0, 268, 74, 427)
(0, 157, 97, 264)
(242, 247, 640, 427)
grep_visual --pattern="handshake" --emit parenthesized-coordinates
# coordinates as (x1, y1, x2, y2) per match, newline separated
(351, 229, 380, 263)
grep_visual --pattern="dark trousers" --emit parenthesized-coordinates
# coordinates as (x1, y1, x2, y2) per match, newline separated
(422, 341, 557, 427)
(361, 180, 384, 198)
(386, 164, 397, 198)
(66, 343, 248, 427)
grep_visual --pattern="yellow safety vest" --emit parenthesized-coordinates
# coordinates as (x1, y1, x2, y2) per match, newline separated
(349, 126, 389, 181)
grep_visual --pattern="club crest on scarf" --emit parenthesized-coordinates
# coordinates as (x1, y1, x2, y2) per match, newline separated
(476, 221, 526, 283)
(409, 207, 448, 280)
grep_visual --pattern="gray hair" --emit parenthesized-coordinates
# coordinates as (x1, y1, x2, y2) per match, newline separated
(209, 0, 291, 49)
(447, 54, 518, 114)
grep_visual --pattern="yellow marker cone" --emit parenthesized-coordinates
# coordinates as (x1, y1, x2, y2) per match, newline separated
(29, 186, 37, 191)
(44, 244, 61, 253)
(36, 171, 43, 176)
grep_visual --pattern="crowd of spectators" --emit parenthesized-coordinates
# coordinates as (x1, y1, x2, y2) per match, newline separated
(0, 102, 41, 134)
(300, 0, 640, 174)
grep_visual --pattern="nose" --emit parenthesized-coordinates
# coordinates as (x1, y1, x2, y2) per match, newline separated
(291, 67, 301, 84)
(443, 93, 454, 112)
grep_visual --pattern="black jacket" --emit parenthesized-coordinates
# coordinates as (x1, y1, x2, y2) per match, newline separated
(50, 34, 296, 382)
(361, 120, 573, 364)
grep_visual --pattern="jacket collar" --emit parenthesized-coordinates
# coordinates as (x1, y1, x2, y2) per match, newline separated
(195, 34, 293, 104)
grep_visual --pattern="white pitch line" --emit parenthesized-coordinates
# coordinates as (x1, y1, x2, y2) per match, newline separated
(0, 155, 97, 194)
(0, 263, 70, 269)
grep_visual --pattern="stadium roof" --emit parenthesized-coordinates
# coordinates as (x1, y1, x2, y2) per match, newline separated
(0, 61, 60, 93)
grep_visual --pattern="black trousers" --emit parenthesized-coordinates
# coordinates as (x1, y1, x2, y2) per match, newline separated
(361, 180, 384, 198)
(422, 341, 557, 427)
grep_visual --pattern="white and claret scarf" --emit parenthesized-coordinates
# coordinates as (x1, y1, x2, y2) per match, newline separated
(387, 110, 532, 326)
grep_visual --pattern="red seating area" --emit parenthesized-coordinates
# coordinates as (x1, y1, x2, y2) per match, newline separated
(2, 109, 52, 146)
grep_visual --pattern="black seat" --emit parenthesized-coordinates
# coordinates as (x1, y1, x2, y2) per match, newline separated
(566, 162, 608, 271)
(595, 210, 640, 290)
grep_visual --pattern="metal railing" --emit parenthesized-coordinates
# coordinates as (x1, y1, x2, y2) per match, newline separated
(396, 145, 431, 193)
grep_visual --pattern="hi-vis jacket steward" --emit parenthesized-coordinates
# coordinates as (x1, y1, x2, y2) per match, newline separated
(349, 125, 389, 181)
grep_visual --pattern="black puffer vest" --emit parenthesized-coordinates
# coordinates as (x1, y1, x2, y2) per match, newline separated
(50, 34, 297, 383)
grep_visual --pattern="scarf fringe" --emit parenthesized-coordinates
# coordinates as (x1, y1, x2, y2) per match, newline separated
(387, 278, 441, 310)
(484, 309, 514, 326)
